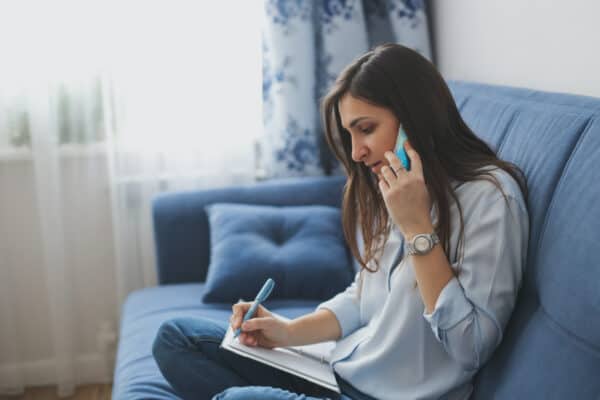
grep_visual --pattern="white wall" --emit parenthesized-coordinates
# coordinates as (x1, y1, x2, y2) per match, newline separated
(430, 0, 600, 98)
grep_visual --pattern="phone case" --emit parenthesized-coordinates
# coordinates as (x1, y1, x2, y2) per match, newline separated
(394, 126, 411, 171)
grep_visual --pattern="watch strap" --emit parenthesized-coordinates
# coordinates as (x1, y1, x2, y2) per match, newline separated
(406, 232, 439, 256)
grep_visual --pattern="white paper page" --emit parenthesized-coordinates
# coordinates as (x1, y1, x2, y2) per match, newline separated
(286, 341, 334, 364)
(220, 323, 339, 393)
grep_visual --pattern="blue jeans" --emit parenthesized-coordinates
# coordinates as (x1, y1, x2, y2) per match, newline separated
(152, 317, 368, 400)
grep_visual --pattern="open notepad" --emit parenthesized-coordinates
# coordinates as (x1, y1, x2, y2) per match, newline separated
(220, 314, 339, 393)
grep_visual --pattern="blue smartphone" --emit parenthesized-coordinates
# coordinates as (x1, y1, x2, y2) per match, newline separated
(394, 126, 411, 171)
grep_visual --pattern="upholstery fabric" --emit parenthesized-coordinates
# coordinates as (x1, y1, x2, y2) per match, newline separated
(202, 203, 353, 302)
(152, 175, 346, 285)
(449, 81, 600, 399)
(112, 283, 319, 400)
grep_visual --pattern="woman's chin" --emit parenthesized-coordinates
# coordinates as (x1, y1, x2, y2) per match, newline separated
(370, 170, 383, 182)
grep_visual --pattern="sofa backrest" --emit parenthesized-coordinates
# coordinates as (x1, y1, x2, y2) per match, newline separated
(448, 81, 600, 399)
(152, 175, 346, 284)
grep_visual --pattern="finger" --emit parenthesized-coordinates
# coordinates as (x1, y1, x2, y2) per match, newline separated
(231, 314, 243, 330)
(239, 332, 253, 346)
(406, 147, 423, 177)
(245, 332, 261, 347)
(380, 164, 398, 185)
(233, 301, 253, 313)
(378, 176, 390, 193)
(241, 317, 273, 332)
(383, 151, 403, 175)
(232, 301, 251, 327)
(255, 304, 271, 318)
(232, 301, 251, 314)
(256, 333, 278, 349)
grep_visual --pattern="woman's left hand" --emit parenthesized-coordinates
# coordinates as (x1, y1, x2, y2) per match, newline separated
(378, 142, 433, 237)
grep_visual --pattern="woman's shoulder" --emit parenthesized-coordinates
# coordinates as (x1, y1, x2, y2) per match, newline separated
(451, 165, 527, 210)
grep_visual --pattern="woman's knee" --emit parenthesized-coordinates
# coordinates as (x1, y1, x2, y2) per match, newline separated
(152, 317, 225, 364)
(152, 318, 184, 367)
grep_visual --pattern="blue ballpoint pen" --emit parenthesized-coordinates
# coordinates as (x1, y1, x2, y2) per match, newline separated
(234, 278, 275, 339)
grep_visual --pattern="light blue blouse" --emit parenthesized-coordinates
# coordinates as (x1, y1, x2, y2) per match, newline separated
(316, 167, 529, 400)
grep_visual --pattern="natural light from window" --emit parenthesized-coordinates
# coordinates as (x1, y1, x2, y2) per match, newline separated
(0, 1, 262, 160)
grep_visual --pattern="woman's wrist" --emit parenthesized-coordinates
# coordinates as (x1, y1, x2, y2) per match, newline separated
(286, 319, 302, 347)
(403, 219, 435, 240)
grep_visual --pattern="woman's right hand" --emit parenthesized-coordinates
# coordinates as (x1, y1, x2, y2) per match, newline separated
(230, 301, 292, 349)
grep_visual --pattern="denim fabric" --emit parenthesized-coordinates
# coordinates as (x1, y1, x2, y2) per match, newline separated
(152, 316, 361, 400)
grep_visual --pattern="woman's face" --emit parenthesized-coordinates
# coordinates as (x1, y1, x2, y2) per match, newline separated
(338, 93, 400, 178)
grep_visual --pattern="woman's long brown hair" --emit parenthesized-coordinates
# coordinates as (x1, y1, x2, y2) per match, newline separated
(321, 43, 528, 274)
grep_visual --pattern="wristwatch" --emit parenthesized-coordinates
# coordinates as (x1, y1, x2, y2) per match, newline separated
(405, 232, 440, 256)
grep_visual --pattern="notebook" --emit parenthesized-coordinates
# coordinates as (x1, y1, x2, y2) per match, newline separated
(219, 314, 339, 393)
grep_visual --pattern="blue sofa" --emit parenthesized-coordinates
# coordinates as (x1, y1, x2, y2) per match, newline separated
(112, 81, 600, 399)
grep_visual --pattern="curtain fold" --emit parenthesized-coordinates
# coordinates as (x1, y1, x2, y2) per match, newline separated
(28, 84, 77, 396)
(262, 0, 432, 178)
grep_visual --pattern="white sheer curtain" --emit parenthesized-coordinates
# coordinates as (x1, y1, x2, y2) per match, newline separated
(104, 2, 262, 310)
(0, 1, 261, 396)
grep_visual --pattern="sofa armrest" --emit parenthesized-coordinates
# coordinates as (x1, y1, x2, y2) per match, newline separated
(152, 175, 346, 285)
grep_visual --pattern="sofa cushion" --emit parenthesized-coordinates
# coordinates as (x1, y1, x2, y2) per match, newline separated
(202, 203, 353, 303)
(152, 175, 347, 285)
(112, 283, 321, 400)
(454, 85, 591, 287)
(533, 118, 600, 345)
(449, 81, 600, 399)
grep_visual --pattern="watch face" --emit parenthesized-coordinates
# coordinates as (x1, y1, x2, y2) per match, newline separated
(414, 236, 431, 252)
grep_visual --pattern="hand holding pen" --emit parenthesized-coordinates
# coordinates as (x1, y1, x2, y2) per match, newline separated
(230, 278, 291, 348)
(234, 278, 274, 338)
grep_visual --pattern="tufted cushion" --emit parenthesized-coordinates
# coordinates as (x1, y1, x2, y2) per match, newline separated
(201, 203, 353, 303)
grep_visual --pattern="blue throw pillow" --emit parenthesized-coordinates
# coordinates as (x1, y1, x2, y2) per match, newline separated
(202, 203, 353, 303)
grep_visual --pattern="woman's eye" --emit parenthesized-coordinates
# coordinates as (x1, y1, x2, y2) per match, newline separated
(360, 126, 374, 134)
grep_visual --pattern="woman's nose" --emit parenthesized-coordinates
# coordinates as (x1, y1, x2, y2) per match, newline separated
(351, 140, 367, 163)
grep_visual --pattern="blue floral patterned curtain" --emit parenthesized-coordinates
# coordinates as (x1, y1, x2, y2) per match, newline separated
(261, 0, 431, 178)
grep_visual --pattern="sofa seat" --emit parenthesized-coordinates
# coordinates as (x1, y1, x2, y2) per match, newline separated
(112, 283, 321, 399)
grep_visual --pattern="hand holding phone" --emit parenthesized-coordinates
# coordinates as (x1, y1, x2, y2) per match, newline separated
(394, 126, 411, 171)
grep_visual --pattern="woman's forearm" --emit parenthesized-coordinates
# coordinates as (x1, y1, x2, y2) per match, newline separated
(405, 221, 454, 313)
(287, 308, 341, 346)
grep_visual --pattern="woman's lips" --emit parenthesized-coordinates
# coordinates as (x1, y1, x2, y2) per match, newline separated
(370, 161, 382, 172)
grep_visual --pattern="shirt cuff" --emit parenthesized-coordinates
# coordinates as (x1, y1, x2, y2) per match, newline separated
(423, 277, 473, 341)
(316, 295, 362, 339)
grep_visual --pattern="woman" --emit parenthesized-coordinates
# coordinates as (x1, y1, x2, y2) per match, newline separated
(153, 43, 529, 400)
